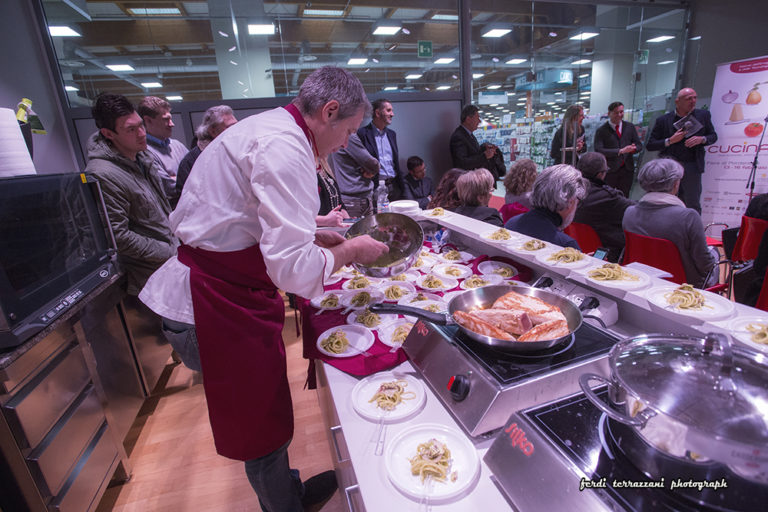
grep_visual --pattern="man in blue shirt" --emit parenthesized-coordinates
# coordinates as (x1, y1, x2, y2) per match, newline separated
(358, 98, 402, 201)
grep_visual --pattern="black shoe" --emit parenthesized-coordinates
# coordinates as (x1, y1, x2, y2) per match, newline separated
(301, 470, 337, 511)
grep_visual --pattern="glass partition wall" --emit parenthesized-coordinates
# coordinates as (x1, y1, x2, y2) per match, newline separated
(40, 0, 688, 166)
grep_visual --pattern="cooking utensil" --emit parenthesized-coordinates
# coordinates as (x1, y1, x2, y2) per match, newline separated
(579, 332, 768, 484)
(370, 284, 583, 353)
(345, 213, 424, 278)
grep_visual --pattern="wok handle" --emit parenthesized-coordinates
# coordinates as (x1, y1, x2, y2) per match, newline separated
(578, 373, 654, 427)
(368, 302, 450, 325)
(703, 332, 737, 393)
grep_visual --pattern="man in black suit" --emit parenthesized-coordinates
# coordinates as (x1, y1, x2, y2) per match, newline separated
(357, 98, 402, 201)
(449, 104, 505, 181)
(593, 101, 643, 198)
(647, 88, 718, 213)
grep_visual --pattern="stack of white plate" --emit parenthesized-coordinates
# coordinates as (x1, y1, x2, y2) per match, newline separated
(389, 200, 420, 215)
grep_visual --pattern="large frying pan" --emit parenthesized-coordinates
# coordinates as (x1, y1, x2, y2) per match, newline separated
(369, 284, 583, 353)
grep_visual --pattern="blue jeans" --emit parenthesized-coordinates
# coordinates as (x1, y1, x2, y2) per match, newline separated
(244, 440, 304, 512)
(161, 318, 201, 371)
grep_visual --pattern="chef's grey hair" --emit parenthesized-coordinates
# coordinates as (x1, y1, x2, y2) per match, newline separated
(195, 105, 235, 142)
(637, 158, 684, 193)
(530, 164, 587, 212)
(456, 168, 494, 206)
(293, 66, 371, 120)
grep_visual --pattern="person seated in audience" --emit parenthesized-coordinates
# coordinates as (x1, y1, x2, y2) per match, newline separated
(451, 168, 504, 226)
(501, 158, 537, 222)
(743, 230, 768, 307)
(402, 155, 433, 209)
(427, 168, 465, 210)
(574, 152, 635, 262)
(622, 158, 718, 288)
(504, 164, 586, 249)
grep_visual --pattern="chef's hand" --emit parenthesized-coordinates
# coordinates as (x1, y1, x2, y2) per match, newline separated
(685, 135, 706, 148)
(315, 205, 349, 227)
(349, 235, 389, 265)
(669, 128, 687, 144)
(314, 230, 346, 248)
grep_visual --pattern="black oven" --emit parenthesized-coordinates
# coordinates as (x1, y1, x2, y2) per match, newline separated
(0, 173, 117, 349)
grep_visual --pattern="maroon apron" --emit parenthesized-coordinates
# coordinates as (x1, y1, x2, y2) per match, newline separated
(178, 244, 292, 461)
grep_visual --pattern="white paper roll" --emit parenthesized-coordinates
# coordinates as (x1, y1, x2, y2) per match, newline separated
(0, 107, 36, 177)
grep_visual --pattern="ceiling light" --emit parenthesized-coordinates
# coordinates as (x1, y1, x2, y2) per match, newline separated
(570, 31, 599, 41)
(248, 23, 275, 35)
(506, 58, 527, 65)
(49, 26, 81, 37)
(65, 85, 78, 92)
(547, 102, 555, 105)
(482, 28, 512, 38)
(348, 58, 368, 65)
(434, 57, 455, 64)
(371, 58, 380, 63)
(402, 28, 411, 35)
(432, 14, 458, 21)
(473, 73, 484, 79)
(436, 85, 451, 90)
(579, 73, 590, 78)
(128, 7, 181, 15)
(647, 35, 675, 43)
(406, 73, 423, 79)
(657, 60, 675, 65)
(142, 82, 163, 88)
(572, 59, 591, 65)
(374, 25, 401, 36)
(166, 95, 183, 101)
(383, 86, 398, 91)
(107, 64, 134, 71)
(487, 85, 501, 90)
(689, 36, 702, 41)
(303, 9, 345, 16)
(580, 91, 591, 96)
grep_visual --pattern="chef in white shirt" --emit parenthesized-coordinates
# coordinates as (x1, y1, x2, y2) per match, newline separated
(139, 66, 387, 512)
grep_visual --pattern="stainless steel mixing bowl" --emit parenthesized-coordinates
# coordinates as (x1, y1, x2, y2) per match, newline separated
(344, 213, 424, 278)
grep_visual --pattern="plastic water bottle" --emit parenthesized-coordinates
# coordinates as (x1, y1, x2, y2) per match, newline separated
(376, 179, 390, 213)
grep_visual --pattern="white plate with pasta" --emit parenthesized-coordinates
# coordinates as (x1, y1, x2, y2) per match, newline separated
(388, 270, 420, 283)
(340, 289, 385, 310)
(376, 281, 417, 301)
(535, 247, 592, 269)
(316, 324, 375, 358)
(436, 248, 474, 264)
(477, 260, 519, 279)
(459, 273, 504, 290)
(644, 285, 736, 322)
(422, 208, 451, 219)
(432, 263, 473, 280)
(579, 263, 651, 291)
(726, 316, 768, 353)
(342, 275, 382, 291)
(398, 292, 443, 306)
(411, 255, 438, 272)
(378, 319, 416, 349)
(385, 423, 480, 502)
(481, 228, 521, 244)
(309, 291, 347, 310)
(508, 238, 551, 255)
(346, 308, 398, 331)
(406, 299, 448, 314)
(415, 274, 459, 291)
(351, 371, 426, 422)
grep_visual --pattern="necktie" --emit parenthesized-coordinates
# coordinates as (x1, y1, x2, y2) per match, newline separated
(616, 123, 622, 139)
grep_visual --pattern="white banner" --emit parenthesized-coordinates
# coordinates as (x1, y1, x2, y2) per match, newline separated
(702, 55, 768, 230)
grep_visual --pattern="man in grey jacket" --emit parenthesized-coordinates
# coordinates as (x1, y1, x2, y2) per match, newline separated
(329, 132, 379, 217)
(85, 93, 178, 295)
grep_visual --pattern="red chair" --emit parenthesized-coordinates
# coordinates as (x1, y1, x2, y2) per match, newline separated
(756, 267, 768, 312)
(563, 222, 602, 255)
(499, 202, 529, 224)
(622, 231, 729, 294)
(731, 216, 768, 262)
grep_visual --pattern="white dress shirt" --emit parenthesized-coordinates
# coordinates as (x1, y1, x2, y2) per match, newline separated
(140, 107, 334, 323)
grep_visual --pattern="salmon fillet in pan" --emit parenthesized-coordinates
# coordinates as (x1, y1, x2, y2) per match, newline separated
(492, 291, 564, 324)
(471, 309, 532, 335)
(453, 310, 515, 340)
(518, 319, 570, 342)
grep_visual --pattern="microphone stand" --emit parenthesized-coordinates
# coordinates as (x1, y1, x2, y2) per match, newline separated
(746, 114, 768, 201)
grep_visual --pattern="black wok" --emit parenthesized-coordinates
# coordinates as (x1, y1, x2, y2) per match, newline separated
(369, 284, 583, 353)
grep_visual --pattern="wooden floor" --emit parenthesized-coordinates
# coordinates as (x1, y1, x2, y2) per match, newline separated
(96, 301, 344, 512)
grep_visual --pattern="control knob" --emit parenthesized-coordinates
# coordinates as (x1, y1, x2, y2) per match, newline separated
(447, 373, 470, 401)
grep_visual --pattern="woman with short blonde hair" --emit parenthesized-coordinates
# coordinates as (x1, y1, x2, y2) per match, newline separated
(452, 168, 503, 226)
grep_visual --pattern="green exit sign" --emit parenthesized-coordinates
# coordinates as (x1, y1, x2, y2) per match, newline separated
(418, 40, 433, 58)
